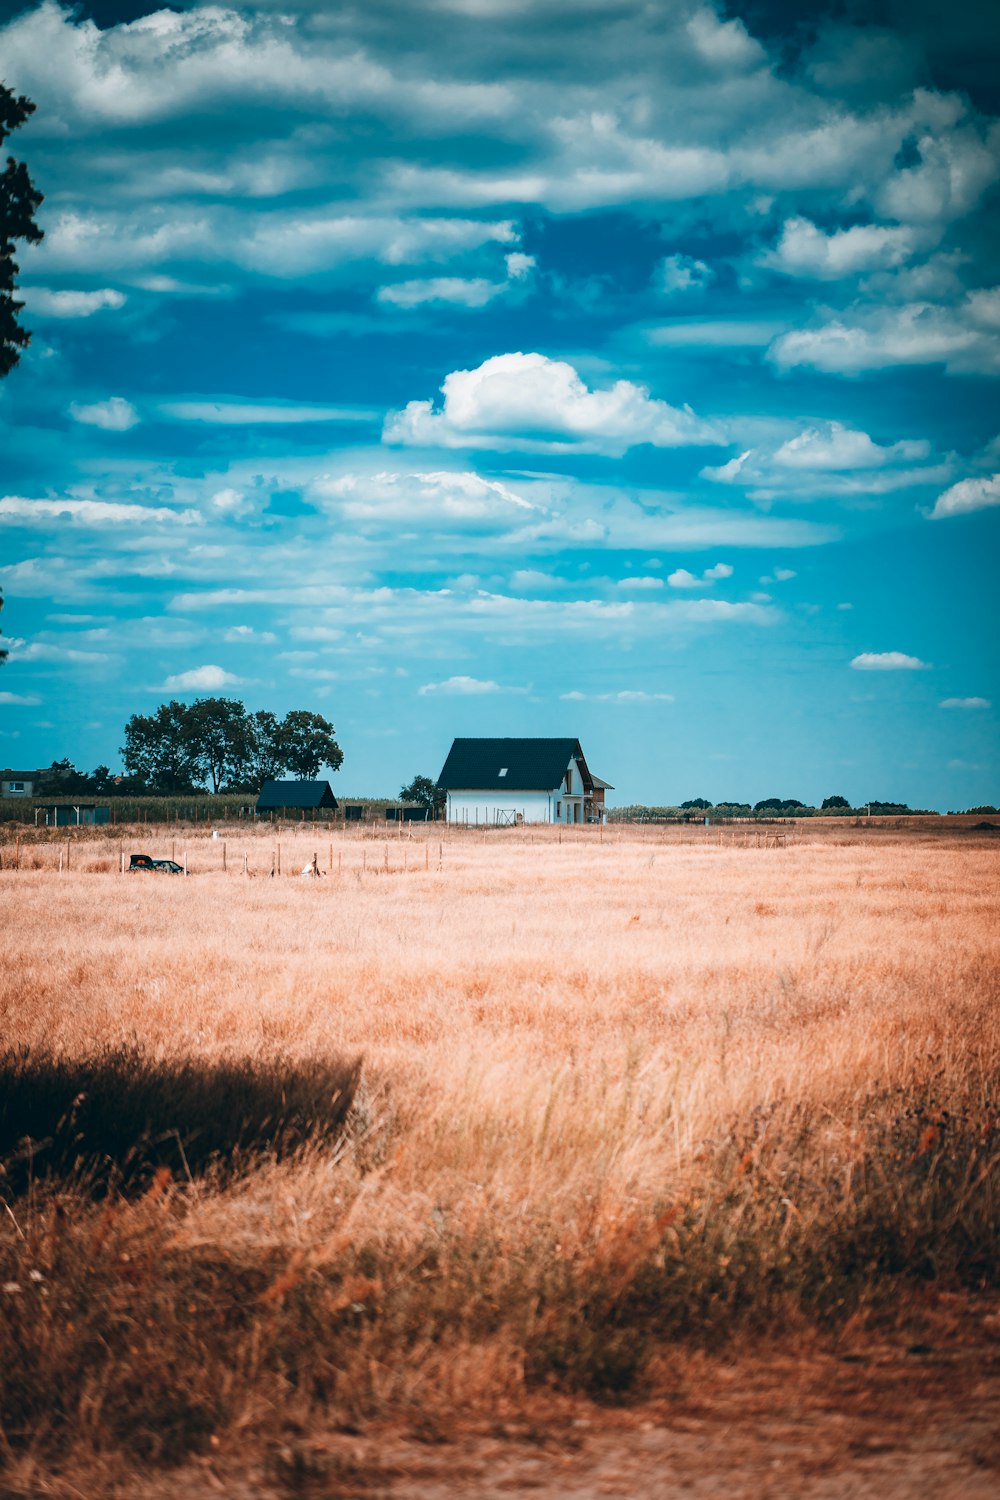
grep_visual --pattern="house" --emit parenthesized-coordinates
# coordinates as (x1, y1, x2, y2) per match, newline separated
(256, 780, 338, 815)
(436, 738, 613, 826)
(1, 769, 40, 797)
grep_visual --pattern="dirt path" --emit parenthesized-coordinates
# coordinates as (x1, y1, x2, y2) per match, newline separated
(108, 1303, 999, 1500)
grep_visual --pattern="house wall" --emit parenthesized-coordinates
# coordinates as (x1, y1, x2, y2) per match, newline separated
(447, 789, 557, 825)
(2, 778, 35, 796)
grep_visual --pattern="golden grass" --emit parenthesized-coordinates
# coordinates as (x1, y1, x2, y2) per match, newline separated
(1, 823, 998, 1484)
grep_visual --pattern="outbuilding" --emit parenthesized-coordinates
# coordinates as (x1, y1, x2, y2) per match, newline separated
(436, 737, 612, 826)
(255, 780, 338, 816)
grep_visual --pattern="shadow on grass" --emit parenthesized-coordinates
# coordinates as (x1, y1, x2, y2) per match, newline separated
(0, 1044, 362, 1197)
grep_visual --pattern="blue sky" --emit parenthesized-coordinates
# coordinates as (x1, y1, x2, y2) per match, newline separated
(0, 0, 997, 808)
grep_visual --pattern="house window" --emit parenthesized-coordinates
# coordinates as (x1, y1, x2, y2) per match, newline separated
(8, 781, 25, 793)
(555, 801, 561, 820)
(498, 767, 508, 777)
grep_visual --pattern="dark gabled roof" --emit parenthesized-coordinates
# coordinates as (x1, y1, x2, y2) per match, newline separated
(256, 779, 338, 810)
(591, 776, 615, 791)
(437, 738, 594, 793)
(1, 769, 41, 780)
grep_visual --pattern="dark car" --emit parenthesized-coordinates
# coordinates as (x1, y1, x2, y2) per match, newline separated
(129, 854, 186, 873)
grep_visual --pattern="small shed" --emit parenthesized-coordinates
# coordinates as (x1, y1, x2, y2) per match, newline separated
(36, 804, 110, 827)
(256, 780, 338, 816)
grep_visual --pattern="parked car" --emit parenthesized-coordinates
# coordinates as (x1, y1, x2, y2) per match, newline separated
(128, 854, 186, 874)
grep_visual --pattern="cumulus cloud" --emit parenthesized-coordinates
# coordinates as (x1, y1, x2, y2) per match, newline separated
(383, 352, 720, 455)
(668, 562, 732, 588)
(656, 253, 714, 295)
(930, 472, 1000, 518)
(20, 287, 126, 318)
(769, 293, 1000, 376)
(68, 397, 140, 431)
(771, 422, 929, 469)
(162, 665, 243, 690)
(940, 696, 991, 709)
(618, 575, 665, 591)
(761, 217, 923, 280)
(0, 691, 41, 705)
(850, 652, 930, 670)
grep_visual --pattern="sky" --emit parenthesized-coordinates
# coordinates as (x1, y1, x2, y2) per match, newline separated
(0, 0, 997, 809)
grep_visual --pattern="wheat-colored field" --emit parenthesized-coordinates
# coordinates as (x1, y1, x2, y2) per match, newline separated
(1, 822, 998, 1495)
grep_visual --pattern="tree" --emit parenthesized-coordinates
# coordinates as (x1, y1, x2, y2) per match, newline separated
(184, 697, 255, 793)
(680, 798, 711, 810)
(399, 774, 442, 814)
(821, 795, 850, 810)
(1, 86, 44, 379)
(121, 701, 202, 793)
(278, 710, 343, 779)
(244, 709, 286, 786)
(120, 699, 343, 792)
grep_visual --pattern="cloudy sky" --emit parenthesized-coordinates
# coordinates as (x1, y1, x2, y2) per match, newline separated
(0, 0, 997, 806)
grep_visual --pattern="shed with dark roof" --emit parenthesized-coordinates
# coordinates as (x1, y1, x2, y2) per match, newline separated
(256, 780, 338, 814)
(436, 738, 612, 825)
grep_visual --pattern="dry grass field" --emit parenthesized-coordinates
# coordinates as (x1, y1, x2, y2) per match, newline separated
(1, 821, 998, 1497)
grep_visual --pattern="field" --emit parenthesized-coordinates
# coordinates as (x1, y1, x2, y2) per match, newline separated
(1, 822, 999, 1498)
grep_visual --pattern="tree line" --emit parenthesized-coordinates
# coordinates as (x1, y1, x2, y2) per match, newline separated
(25, 700, 342, 797)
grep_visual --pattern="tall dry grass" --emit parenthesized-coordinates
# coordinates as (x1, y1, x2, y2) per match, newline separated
(1, 825, 998, 1483)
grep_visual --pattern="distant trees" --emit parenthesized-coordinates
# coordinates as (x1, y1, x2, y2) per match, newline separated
(120, 699, 342, 793)
(822, 795, 850, 809)
(1, 86, 44, 379)
(399, 774, 443, 814)
(680, 798, 711, 810)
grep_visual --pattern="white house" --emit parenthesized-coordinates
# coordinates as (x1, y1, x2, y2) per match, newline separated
(436, 737, 613, 825)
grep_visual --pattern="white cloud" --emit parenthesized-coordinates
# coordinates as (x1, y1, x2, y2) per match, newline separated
(224, 625, 276, 644)
(418, 675, 506, 695)
(769, 294, 1000, 376)
(69, 396, 140, 431)
(161, 400, 375, 424)
(656, 253, 713, 295)
(0, 691, 41, 705)
(377, 277, 505, 308)
(162, 664, 243, 690)
(384, 352, 720, 455)
(668, 562, 732, 588)
(771, 422, 929, 470)
(20, 286, 126, 318)
(930, 472, 1000, 519)
(940, 696, 990, 709)
(850, 652, 930, 671)
(560, 689, 674, 703)
(773, 567, 797, 581)
(618, 575, 664, 591)
(0, 496, 200, 527)
(761, 217, 922, 280)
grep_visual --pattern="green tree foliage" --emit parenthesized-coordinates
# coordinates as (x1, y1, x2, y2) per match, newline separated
(399, 774, 442, 813)
(184, 697, 253, 794)
(821, 795, 850, 809)
(277, 709, 343, 780)
(1, 86, 44, 379)
(121, 701, 203, 793)
(120, 699, 342, 792)
(680, 798, 711, 810)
